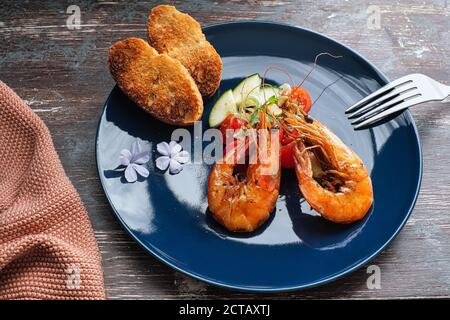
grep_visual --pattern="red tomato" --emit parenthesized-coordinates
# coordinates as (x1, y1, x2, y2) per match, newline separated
(289, 86, 312, 113)
(280, 141, 297, 169)
(278, 126, 284, 143)
(280, 127, 300, 146)
(219, 114, 248, 144)
(279, 127, 300, 169)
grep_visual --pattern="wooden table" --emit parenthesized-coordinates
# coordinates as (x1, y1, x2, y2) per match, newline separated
(1, 0, 449, 299)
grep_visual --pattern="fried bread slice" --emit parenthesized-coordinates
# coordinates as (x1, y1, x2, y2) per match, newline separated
(108, 37, 203, 125)
(148, 5, 222, 97)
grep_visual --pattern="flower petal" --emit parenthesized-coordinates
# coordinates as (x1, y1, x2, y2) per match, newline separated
(130, 140, 142, 156)
(169, 158, 183, 174)
(119, 149, 132, 166)
(157, 142, 170, 156)
(124, 165, 137, 183)
(173, 150, 189, 164)
(132, 151, 150, 164)
(155, 156, 170, 171)
(169, 141, 182, 156)
(132, 163, 149, 178)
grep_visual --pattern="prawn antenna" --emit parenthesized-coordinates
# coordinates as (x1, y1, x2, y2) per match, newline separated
(312, 75, 344, 107)
(298, 52, 343, 87)
(262, 66, 296, 88)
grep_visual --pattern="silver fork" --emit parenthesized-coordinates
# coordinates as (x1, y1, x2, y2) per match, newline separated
(345, 74, 450, 130)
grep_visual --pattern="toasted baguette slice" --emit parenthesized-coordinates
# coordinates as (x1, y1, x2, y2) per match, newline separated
(108, 38, 203, 125)
(148, 5, 222, 97)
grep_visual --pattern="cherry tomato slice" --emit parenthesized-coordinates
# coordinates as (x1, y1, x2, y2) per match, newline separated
(289, 86, 312, 113)
(280, 127, 300, 146)
(220, 114, 248, 144)
(280, 141, 297, 169)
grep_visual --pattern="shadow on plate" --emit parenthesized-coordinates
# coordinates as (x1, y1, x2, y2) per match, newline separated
(281, 168, 370, 249)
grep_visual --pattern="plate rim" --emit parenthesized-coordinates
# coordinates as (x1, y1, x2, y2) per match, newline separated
(96, 21, 423, 293)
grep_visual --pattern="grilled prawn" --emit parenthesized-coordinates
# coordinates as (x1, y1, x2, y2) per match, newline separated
(207, 120, 281, 232)
(282, 111, 373, 223)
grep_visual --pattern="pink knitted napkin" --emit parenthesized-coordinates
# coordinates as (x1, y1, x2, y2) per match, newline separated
(0, 80, 105, 299)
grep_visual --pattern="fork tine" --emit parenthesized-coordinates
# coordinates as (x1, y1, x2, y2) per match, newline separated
(347, 83, 417, 119)
(351, 92, 421, 125)
(345, 76, 413, 114)
(353, 96, 424, 130)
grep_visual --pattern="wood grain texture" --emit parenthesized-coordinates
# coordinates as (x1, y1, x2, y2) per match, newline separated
(0, 0, 449, 299)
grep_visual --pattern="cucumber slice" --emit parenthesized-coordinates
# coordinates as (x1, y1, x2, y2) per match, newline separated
(242, 95, 261, 109)
(259, 86, 280, 104)
(208, 90, 237, 127)
(232, 73, 262, 107)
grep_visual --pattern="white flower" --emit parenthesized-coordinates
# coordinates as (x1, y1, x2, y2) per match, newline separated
(119, 140, 150, 183)
(155, 141, 189, 174)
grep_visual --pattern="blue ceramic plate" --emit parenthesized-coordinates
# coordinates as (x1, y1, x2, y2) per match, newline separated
(96, 22, 422, 292)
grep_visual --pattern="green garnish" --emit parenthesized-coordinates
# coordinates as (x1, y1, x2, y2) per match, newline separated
(265, 95, 278, 105)
(248, 108, 260, 126)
